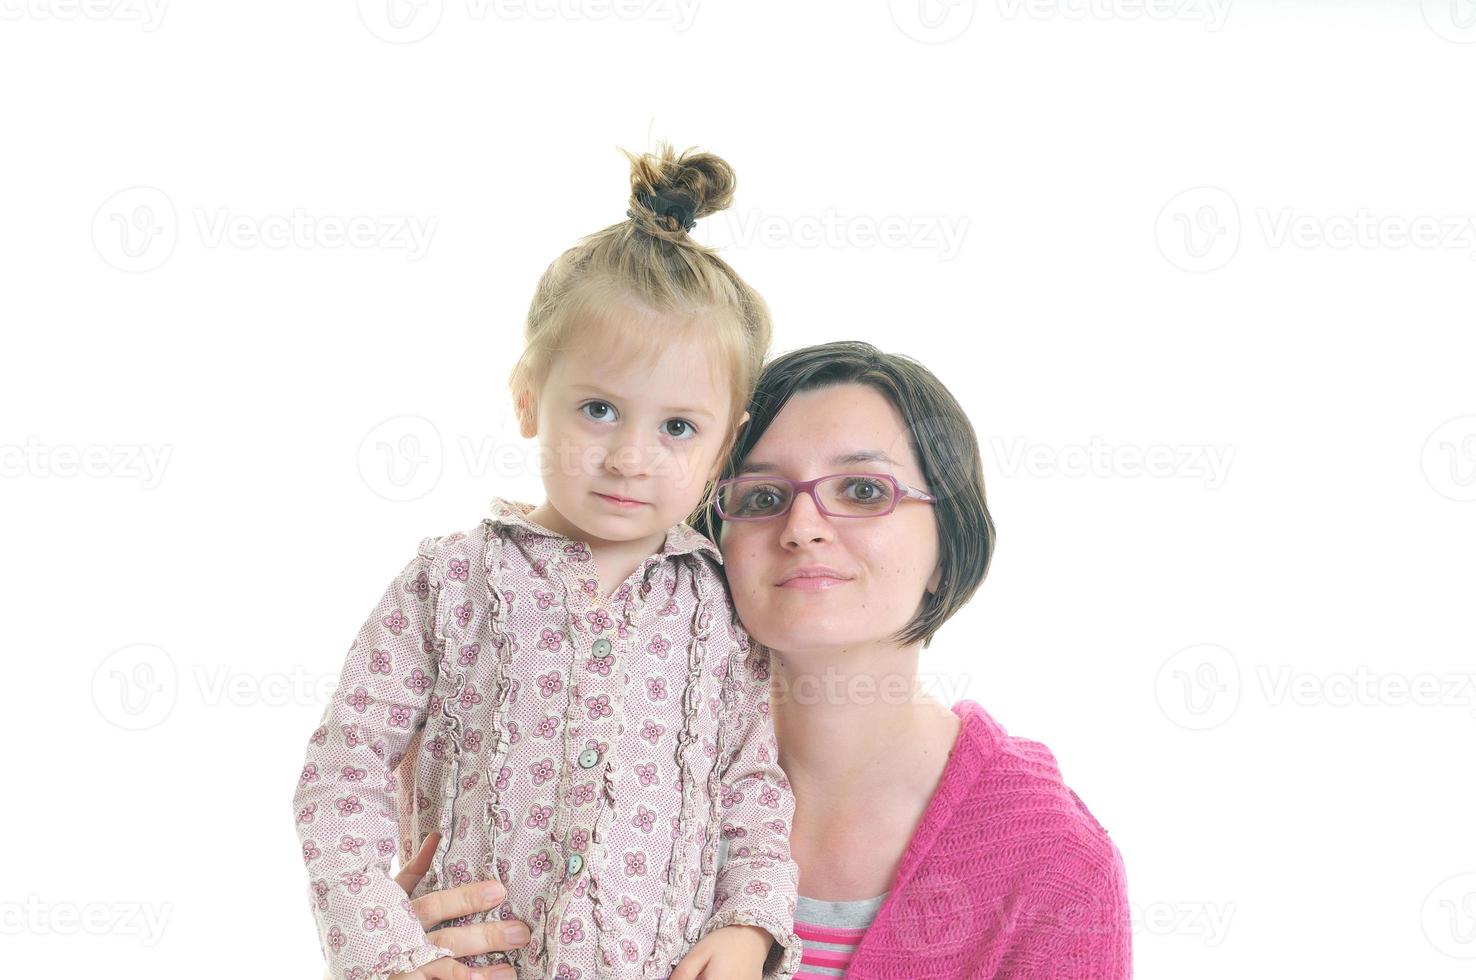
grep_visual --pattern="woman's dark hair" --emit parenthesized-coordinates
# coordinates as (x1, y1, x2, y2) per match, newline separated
(694, 341, 996, 648)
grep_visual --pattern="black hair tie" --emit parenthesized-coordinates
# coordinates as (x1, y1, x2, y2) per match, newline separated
(629, 189, 696, 232)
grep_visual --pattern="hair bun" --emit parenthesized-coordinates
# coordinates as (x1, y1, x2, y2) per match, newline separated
(623, 141, 737, 240)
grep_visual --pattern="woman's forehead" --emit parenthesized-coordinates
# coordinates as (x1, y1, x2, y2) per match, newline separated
(742, 385, 922, 476)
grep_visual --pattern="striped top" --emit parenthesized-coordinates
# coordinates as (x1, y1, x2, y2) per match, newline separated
(791, 892, 887, 979)
(715, 836, 883, 978)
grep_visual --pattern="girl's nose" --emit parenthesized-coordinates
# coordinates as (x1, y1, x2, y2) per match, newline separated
(603, 432, 656, 477)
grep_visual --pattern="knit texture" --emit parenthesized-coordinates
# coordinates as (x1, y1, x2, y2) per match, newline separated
(844, 700, 1131, 979)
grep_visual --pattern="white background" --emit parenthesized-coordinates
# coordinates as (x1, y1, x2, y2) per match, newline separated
(3, 1, 1474, 977)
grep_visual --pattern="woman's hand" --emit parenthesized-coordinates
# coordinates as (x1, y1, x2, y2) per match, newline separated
(386, 832, 531, 980)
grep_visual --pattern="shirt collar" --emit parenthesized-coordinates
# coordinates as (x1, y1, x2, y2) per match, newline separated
(486, 496, 723, 565)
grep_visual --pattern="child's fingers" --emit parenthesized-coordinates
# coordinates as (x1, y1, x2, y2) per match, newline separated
(668, 948, 709, 980)
(393, 831, 442, 894)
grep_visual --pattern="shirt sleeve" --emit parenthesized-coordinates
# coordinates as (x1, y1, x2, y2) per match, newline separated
(700, 619, 803, 980)
(291, 548, 457, 980)
(995, 834, 1133, 980)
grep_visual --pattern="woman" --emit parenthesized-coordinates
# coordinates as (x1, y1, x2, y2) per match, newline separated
(378, 342, 1131, 979)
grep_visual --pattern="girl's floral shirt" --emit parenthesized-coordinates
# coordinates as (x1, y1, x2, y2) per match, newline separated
(293, 499, 801, 980)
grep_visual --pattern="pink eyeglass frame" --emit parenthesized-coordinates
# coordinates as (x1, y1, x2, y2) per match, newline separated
(712, 472, 937, 521)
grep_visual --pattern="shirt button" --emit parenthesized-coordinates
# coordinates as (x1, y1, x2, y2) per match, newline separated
(591, 638, 612, 658)
(566, 853, 584, 876)
(578, 748, 601, 769)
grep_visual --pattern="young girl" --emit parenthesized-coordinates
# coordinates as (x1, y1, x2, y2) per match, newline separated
(293, 144, 800, 980)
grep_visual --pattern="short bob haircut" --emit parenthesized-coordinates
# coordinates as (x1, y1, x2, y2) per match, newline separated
(694, 340, 996, 649)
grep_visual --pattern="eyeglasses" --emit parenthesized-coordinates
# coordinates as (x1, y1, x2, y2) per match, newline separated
(712, 472, 936, 522)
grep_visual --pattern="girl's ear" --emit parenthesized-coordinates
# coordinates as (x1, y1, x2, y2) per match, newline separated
(515, 389, 538, 439)
(925, 562, 943, 596)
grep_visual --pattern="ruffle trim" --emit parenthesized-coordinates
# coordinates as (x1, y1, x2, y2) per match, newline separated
(363, 940, 459, 980)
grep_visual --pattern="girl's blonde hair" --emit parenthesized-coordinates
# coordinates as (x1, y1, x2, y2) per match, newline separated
(508, 142, 772, 447)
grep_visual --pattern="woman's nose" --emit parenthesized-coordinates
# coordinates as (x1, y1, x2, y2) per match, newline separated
(781, 487, 833, 547)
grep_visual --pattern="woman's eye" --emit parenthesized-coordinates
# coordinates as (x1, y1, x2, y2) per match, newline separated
(662, 419, 696, 440)
(843, 477, 893, 506)
(738, 486, 785, 514)
(580, 401, 616, 422)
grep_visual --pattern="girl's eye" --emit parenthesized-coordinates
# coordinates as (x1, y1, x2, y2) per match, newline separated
(580, 401, 616, 423)
(661, 419, 697, 440)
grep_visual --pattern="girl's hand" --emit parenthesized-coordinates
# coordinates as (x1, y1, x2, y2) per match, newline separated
(385, 832, 531, 980)
(668, 924, 774, 980)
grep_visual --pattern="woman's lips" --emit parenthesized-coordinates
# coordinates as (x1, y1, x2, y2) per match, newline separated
(776, 566, 852, 591)
(593, 492, 646, 509)
(777, 575, 849, 591)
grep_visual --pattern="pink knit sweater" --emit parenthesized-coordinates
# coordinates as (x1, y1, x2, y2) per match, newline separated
(842, 700, 1132, 979)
